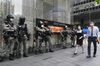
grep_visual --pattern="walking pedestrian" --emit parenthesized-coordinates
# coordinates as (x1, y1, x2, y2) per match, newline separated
(74, 25, 84, 55)
(87, 22, 99, 58)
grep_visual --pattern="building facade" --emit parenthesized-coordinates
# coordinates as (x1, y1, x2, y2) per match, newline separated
(1, 0, 14, 18)
(72, 0, 100, 27)
(22, 0, 72, 24)
(22, 0, 72, 46)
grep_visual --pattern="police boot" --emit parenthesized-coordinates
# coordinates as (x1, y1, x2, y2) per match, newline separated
(0, 56, 3, 62)
(16, 53, 21, 58)
(34, 50, 38, 55)
(9, 54, 14, 60)
(38, 50, 43, 54)
(49, 49, 54, 52)
(23, 53, 28, 57)
(62, 46, 67, 49)
(45, 49, 48, 53)
(71, 45, 75, 48)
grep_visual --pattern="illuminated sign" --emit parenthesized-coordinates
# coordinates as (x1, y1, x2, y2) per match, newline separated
(49, 26, 64, 33)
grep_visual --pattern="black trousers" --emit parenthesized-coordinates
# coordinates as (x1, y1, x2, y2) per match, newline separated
(88, 37, 97, 56)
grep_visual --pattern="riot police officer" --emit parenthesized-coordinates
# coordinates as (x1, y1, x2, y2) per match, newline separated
(3, 15, 16, 60)
(60, 26, 68, 49)
(43, 21, 54, 52)
(70, 26, 76, 48)
(35, 21, 46, 54)
(17, 17, 29, 57)
(35, 21, 54, 54)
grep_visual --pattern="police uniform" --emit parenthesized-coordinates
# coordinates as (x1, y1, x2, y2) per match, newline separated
(35, 26, 45, 53)
(17, 22, 29, 57)
(43, 27, 53, 52)
(3, 22, 16, 60)
(60, 30, 68, 49)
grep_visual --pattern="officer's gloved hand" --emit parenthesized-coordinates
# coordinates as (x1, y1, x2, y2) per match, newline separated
(27, 38, 30, 41)
(27, 34, 31, 41)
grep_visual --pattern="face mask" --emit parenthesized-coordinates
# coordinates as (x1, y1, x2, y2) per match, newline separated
(41, 25, 44, 28)
(10, 19, 14, 21)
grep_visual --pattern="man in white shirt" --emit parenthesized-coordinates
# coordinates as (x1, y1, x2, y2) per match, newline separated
(87, 22, 99, 58)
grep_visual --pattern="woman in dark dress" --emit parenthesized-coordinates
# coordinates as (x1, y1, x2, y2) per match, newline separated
(74, 25, 84, 55)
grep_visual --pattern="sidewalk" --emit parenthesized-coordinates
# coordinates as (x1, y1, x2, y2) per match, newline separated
(0, 44, 100, 66)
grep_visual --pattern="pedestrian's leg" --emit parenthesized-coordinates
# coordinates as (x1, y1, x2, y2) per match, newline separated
(74, 45, 79, 55)
(88, 41, 91, 56)
(81, 45, 84, 53)
(71, 38, 74, 47)
(72, 39, 74, 47)
(87, 37, 92, 58)
(93, 38, 97, 57)
(73, 38, 76, 47)
(72, 39, 75, 47)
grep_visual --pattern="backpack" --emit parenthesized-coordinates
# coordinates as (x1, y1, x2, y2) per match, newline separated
(82, 28, 89, 34)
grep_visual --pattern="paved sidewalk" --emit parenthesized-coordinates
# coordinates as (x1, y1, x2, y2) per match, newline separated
(0, 44, 100, 66)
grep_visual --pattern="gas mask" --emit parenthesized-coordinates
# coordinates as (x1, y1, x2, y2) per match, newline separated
(19, 17, 25, 25)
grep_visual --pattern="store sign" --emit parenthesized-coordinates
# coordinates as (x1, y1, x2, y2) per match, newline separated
(49, 26, 64, 33)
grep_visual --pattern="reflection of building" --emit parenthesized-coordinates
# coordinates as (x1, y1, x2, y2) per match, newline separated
(0, 2, 2, 17)
(22, 0, 34, 22)
(72, 0, 100, 27)
(22, 0, 72, 47)
(0, 0, 3, 44)
(22, 0, 71, 24)
(2, 0, 14, 18)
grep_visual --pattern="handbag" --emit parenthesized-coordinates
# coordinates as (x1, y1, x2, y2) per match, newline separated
(97, 38, 100, 43)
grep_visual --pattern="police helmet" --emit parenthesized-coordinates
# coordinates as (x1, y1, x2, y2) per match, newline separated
(19, 17, 26, 25)
(7, 15, 14, 19)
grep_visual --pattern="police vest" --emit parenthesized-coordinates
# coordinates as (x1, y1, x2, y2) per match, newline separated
(17, 24, 27, 37)
(61, 30, 68, 37)
(3, 24, 15, 37)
